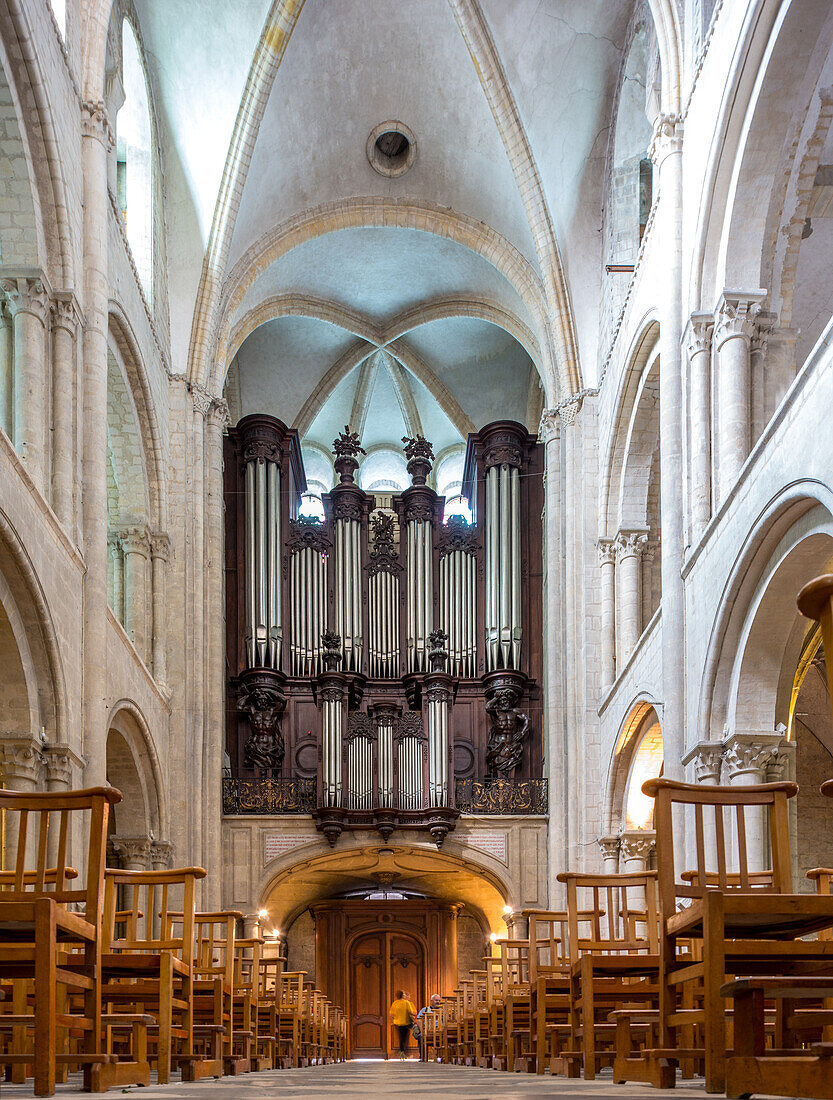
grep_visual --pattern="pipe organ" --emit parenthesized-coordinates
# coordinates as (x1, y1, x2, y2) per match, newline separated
(224, 417, 544, 846)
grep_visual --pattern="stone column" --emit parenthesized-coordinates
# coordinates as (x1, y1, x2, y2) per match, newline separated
(598, 539, 616, 689)
(121, 525, 150, 663)
(620, 830, 656, 909)
(50, 294, 80, 529)
(503, 910, 529, 940)
(681, 740, 725, 877)
(0, 739, 44, 867)
(150, 839, 172, 871)
(0, 302, 12, 436)
(149, 533, 170, 688)
(81, 101, 114, 784)
(43, 744, 82, 868)
(540, 409, 567, 901)
(598, 835, 620, 875)
(615, 529, 647, 662)
(107, 532, 123, 621)
(1, 275, 49, 493)
(685, 313, 713, 541)
(713, 290, 766, 504)
(723, 732, 784, 872)
(109, 836, 151, 871)
(202, 396, 229, 909)
(651, 112, 685, 786)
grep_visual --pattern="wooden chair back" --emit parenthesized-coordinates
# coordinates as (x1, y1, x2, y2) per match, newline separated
(524, 909, 570, 986)
(0, 786, 120, 924)
(642, 778, 796, 919)
(557, 871, 659, 961)
(496, 938, 530, 992)
(234, 936, 264, 994)
(103, 867, 206, 963)
(178, 911, 242, 986)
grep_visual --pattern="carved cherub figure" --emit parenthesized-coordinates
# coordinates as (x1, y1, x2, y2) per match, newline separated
(485, 686, 530, 777)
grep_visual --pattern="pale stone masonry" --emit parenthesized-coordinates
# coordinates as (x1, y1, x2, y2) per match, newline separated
(0, 0, 827, 968)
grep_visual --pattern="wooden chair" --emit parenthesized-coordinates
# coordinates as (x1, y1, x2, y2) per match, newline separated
(234, 936, 275, 1069)
(644, 776, 833, 1094)
(557, 870, 664, 1083)
(98, 866, 218, 1084)
(524, 909, 572, 1075)
(0, 786, 121, 1096)
(184, 910, 247, 1074)
(496, 939, 535, 1072)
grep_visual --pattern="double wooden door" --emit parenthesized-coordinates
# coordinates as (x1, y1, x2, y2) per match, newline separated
(349, 930, 424, 1058)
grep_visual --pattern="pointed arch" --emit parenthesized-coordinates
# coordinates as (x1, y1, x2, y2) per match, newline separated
(211, 198, 553, 401)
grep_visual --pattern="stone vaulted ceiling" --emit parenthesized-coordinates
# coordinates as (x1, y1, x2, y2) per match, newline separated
(135, 0, 633, 461)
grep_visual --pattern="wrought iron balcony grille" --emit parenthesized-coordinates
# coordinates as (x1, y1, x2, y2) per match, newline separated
(454, 777, 548, 815)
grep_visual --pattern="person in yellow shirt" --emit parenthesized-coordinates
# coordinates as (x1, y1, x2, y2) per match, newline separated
(389, 989, 417, 1059)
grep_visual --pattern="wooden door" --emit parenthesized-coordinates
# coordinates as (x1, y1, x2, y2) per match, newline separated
(349, 930, 424, 1058)
(387, 932, 424, 1057)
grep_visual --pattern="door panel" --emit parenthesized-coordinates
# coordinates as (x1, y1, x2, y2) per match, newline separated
(388, 933, 424, 1057)
(349, 930, 424, 1058)
(350, 933, 386, 1057)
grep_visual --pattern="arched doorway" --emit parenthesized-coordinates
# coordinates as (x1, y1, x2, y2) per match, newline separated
(349, 928, 424, 1058)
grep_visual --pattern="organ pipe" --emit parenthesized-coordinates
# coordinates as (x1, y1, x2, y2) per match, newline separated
(439, 547, 476, 677)
(484, 462, 521, 671)
(406, 519, 433, 672)
(244, 455, 282, 669)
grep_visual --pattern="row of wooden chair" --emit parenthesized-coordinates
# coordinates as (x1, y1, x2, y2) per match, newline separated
(425, 776, 833, 1099)
(0, 786, 346, 1095)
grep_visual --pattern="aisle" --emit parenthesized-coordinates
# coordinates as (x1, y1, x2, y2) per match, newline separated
(2, 1059, 793, 1098)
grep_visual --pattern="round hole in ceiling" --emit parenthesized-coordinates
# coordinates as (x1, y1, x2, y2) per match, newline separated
(366, 120, 417, 178)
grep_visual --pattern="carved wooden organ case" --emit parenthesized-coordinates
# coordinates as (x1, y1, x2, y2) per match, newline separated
(224, 416, 544, 846)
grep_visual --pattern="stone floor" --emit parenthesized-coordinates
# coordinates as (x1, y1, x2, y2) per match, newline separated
(1, 1060, 802, 1098)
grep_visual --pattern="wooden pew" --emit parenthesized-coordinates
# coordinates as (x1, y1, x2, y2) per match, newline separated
(643, 776, 833, 1094)
(0, 786, 121, 1095)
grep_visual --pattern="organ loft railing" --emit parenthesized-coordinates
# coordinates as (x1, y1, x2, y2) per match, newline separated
(223, 417, 546, 846)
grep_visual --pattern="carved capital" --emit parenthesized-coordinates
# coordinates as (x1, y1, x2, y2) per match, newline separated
(722, 732, 785, 781)
(538, 409, 560, 445)
(150, 839, 173, 869)
(714, 290, 767, 349)
(597, 538, 616, 568)
(597, 835, 621, 861)
(206, 396, 231, 428)
(1, 276, 48, 323)
(50, 292, 84, 333)
(108, 835, 151, 869)
(81, 100, 115, 149)
(649, 113, 683, 165)
(614, 529, 648, 562)
(119, 525, 150, 557)
(685, 312, 713, 359)
(0, 737, 44, 784)
(42, 743, 83, 788)
(619, 830, 656, 865)
(190, 387, 213, 418)
(682, 740, 724, 785)
(750, 311, 777, 356)
(149, 531, 171, 562)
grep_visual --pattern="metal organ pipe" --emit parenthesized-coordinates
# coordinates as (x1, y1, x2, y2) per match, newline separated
(244, 457, 282, 670)
(407, 519, 433, 672)
(484, 462, 522, 671)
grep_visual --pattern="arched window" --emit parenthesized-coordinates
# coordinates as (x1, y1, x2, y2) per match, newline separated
(298, 493, 326, 523)
(443, 494, 473, 526)
(50, 0, 66, 37)
(359, 448, 409, 494)
(116, 20, 153, 299)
